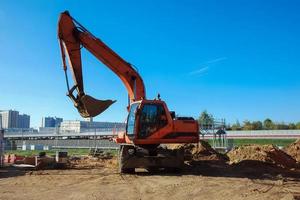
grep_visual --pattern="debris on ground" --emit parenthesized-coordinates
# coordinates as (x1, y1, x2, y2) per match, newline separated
(89, 149, 113, 159)
(168, 140, 228, 161)
(4, 152, 68, 170)
(284, 139, 300, 162)
(227, 144, 298, 169)
(70, 155, 117, 169)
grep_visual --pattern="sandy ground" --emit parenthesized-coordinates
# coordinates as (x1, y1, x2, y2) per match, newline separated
(1, 157, 300, 200)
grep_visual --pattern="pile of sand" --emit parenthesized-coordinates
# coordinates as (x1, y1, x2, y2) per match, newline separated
(169, 140, 227, 161)
(227, 144, 298, 169)
(284, 139, 300, 162)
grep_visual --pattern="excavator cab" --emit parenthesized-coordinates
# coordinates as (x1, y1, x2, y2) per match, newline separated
(126, 100, 169, 140)
(121, 99, 199, 145)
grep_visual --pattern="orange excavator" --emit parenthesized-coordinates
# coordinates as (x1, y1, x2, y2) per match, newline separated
(58, 11, 199, 173)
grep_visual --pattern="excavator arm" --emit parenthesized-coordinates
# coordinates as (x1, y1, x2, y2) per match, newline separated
(58, 11, 146, 118)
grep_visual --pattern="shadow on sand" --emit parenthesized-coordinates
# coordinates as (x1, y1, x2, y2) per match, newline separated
(135, 160, 300, 182)
(0, 166, 28, 179)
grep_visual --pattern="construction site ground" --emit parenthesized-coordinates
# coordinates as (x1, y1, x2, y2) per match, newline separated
(1, 141, 300, 200)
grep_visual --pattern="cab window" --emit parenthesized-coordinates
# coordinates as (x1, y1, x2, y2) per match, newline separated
(126, 103, 139, 136)
(138, 104, 168, 138)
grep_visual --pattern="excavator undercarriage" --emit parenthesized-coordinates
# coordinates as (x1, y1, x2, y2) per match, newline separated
(118, 145, 184, 173)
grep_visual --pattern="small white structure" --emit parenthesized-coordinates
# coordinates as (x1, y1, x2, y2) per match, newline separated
(43, 145, 52, 151)
(30, 144, 44, 151)
(22, 141, 52, 151)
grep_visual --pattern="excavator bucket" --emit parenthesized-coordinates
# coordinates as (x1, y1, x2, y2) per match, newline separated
(75, 95, 116, 118)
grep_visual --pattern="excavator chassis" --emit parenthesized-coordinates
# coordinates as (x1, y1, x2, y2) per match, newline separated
(118, 144, 184, 173)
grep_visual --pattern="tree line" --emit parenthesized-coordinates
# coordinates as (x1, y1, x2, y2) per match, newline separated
(198, 111, 300, 130)
(228, 119, 300, 130)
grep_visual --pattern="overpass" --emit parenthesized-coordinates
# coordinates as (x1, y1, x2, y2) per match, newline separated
(4, 129, 300, 139)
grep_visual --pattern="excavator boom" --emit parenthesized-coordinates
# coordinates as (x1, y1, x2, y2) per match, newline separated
(58, 11, 146, 117)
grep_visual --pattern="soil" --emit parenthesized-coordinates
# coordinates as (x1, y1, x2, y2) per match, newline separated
(284, 139, 300, 162)
(227, 144, 299, 169)
(69, 155, 117, 169)
(167, 140, 228, 161)
(1, 142, 300, 200)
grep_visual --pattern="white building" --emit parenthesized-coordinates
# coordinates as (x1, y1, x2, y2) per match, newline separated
(59, 120, 125, 133)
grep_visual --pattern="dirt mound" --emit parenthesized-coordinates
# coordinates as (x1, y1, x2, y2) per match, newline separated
(227, 144, 298, 169)
(284, 139, 300, 162)
(70, 156, 117, 169)
(169, 140, 227, 161)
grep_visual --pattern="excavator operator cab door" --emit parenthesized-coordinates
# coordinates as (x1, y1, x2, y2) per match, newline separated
(125, 100, 169, 141)
(126, 102, 140, 140)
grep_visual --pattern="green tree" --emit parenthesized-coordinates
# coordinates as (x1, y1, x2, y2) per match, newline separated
(275, 122, 289, 130)
(252, 121, 263, 130)
(243, 120, 253, 130)
(288, 123, 296, 130)
(263, 118, 274, 130)
(198, 110, 214, 127)
(231, 120, 242, 130)
(296, 122, 300, 129)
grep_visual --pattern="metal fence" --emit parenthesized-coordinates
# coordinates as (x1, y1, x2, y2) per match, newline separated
(4, 139, 118, 151)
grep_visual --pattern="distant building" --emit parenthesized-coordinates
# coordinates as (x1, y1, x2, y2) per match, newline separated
(0, 115, 2, 129)
(41, 117, 63, 128)
(18, 114, 30, 129)
(59, 120, 125, 133)
(38, 127, 57, 133)
(0, 110, 19, 129)
(0, 110, 30, 129)
(83, 117, 93, 122)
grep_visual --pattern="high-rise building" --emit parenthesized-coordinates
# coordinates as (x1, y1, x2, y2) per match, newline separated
(0, 115, 2, 129)
(0, 110, 30, 129)
(41, 117, 63, 127)
(17, 114, 30, 129)
(0, 110, 19, 129)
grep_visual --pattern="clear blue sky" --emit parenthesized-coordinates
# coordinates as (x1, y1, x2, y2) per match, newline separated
(0, 0, 300, 128)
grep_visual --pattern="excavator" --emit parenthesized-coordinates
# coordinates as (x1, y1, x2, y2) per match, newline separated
(58, 11, 199, 173)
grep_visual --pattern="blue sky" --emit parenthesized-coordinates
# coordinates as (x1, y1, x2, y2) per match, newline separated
(0, 0, 299, 128)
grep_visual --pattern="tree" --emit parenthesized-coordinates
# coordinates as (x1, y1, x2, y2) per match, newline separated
(252, 121, 263, 130)
(198, 110, 214, 128)
(288, 123, 296, 130)
(243, 120, 253, 130)
(231, 120, 242, 130)
(263, 118, 274, 130)
(296, 122, 300, 129)
(275, 123, 289, 130)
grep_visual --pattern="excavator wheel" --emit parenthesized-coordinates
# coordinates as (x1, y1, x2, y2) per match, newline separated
(164, 147, 184, 173)
(118, 145, 135, 174)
